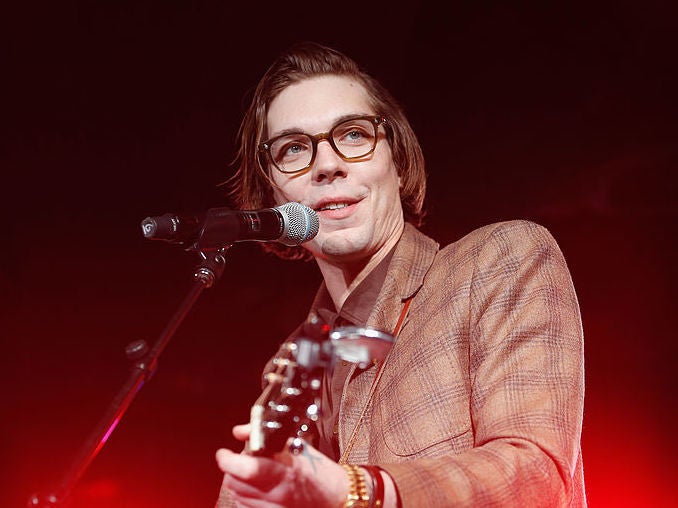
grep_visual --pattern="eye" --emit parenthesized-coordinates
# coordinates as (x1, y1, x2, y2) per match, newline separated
(271, 135, 312, 162)
(346, 129, 366, 141)
(334, 121, 374, 146)
(285, 143, 305, 155)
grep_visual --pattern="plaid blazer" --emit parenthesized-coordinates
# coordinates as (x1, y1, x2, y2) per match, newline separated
(338, 221, 586, 506)
(217, 221, 586, 507)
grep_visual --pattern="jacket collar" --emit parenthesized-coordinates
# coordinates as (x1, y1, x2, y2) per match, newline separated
(366, 223, 439, 333)
(307, 223, 439, 334)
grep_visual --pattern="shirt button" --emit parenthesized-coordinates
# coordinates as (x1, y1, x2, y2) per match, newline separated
(333, 423, 339, 435)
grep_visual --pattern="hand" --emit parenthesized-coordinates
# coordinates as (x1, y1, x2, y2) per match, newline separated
(216, 424, 349, 508)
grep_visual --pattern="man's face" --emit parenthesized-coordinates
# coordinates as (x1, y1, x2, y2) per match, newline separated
(266, 75, 404, 265)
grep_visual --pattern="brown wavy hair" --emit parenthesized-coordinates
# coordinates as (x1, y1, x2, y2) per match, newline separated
(228, 42, 426, 260)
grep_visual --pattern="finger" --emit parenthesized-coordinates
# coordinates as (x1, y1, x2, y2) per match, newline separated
(223, 470, 293, 507)
(216, 448, 281, 482)
(216, 448, 250, 475)
(232, 423, 251, 441)
(220, 473, 266, 500)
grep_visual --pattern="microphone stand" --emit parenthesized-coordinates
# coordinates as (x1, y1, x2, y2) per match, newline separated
(28, 248, 229, 507)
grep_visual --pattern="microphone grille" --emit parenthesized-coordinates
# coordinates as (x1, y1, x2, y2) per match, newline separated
(275, 202, 319, 246)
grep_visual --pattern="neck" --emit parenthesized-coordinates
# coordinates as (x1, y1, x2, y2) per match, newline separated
(316, 225, 403, 311)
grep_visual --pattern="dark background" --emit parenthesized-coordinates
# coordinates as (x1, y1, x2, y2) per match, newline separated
(3, 1, 676, 506)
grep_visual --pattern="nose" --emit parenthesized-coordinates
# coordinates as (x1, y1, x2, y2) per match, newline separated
(311, 138, 347, 183)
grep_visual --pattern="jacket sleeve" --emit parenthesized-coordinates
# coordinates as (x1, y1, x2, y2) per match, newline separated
(380, 221, 586, 506)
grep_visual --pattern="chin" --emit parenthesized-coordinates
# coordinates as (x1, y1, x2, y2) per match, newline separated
(319, 234, 371, 261)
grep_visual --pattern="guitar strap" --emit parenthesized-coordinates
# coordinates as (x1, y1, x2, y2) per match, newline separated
(338, 297, 413, 464)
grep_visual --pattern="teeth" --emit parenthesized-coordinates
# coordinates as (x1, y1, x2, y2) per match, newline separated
(319, 202, 349, 211)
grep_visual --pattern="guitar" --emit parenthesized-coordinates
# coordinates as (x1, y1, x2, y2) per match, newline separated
(246, 314, 394, 457)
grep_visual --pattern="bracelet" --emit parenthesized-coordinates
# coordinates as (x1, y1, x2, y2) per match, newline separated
(342, 464, 370, 508)
(361, 465, 385, 508)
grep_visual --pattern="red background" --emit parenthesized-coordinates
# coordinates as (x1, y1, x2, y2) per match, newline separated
(3, 2, 676, 506)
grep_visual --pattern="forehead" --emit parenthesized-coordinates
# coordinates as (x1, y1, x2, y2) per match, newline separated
(266, 75, 373, 137)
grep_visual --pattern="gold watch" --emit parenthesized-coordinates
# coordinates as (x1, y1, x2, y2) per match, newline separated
(342, 464, 370, 508)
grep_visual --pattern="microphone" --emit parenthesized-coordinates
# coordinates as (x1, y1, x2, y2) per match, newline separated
(141, 202, 319, 250)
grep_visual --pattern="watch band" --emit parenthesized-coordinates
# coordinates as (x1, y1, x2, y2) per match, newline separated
(342, 464, 370, 508)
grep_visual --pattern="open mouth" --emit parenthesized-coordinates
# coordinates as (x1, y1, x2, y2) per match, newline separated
(316, 202, 351, 212)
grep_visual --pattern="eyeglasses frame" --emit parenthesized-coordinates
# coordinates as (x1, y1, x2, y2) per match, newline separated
(258, 115, 387, 174)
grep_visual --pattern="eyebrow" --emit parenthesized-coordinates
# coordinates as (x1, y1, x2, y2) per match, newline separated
(267, 112, 374, 139)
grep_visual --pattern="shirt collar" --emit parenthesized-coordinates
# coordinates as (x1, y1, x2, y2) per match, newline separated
(312, 247, 396, 328)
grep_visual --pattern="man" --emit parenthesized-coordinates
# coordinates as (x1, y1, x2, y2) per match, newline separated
(215, 42, 586, 507)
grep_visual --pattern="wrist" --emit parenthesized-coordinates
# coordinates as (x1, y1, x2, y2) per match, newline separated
(341, 464, 370, 508)
(361, 465, 385, 508)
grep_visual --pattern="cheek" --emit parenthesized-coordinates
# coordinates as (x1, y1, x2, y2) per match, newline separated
(271, 178, 302, 205)
(382, 164, 402, 199)
(268, 170, 291, 203)
(272, 186, 291, 205)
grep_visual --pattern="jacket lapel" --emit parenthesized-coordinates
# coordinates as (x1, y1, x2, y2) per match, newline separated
(338, 224, 439, 461)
